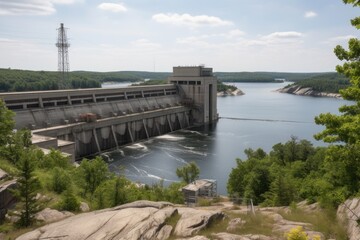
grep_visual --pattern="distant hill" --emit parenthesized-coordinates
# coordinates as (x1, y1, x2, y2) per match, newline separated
(0, 68, 348, 92)
(285, 72, 350, 93)
(214, 72, 337, 82)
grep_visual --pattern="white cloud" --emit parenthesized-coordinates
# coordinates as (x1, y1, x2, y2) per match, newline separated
(264, 31, 303, 39)
(228, 29, 246, 38)
(0, 0, 80, 15)
(98, 3, 127, 13)
(0, 0, 55, 15)
(152, 13, 233, 27)
(304, 11, 317, 18)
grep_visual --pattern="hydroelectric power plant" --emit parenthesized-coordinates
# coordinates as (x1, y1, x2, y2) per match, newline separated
(0, 66, 218, 161)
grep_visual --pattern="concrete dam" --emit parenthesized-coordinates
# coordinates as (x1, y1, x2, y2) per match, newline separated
(0, 66, 218, 161)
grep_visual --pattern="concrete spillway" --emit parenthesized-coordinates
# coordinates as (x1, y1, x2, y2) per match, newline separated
(0, 66, 218, 161)
(1, 84, 190, 161)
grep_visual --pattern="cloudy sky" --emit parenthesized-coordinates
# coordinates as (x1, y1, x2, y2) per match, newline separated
(0, 0, 358, 72)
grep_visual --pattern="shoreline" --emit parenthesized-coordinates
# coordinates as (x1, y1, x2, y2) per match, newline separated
(277, 85, 342, 99)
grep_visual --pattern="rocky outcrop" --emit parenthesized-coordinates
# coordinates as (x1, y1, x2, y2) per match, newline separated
(0, 179, 17, 222)
(277, 85, 341, 98)
(17, 200, 222, 240)
(217, 89, 245, 97)
(174, 208, 225, 237)
(212, 232, 272, 240)
(35, 208, 74, 223)
(337, 198, 360, 240)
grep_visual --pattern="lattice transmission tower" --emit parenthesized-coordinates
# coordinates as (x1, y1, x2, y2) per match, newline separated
(56, 23, 70, 82)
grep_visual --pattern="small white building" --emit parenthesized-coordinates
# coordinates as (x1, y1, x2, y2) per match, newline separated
(181, 179, 217, 205)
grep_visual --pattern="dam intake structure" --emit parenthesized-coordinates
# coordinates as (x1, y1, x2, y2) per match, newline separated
(0, 66, 218, 161)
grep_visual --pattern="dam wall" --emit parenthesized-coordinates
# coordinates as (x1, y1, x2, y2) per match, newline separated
(1, 84, 191, 160)
(0, 66, 218, 161)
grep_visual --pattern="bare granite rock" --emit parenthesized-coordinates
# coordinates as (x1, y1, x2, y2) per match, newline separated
(0, 169, 8, 181)
(80, 202, 90, 212)
(174, 208, 225, 237)
(35, 208, 74, 223)
(337, 198, 360, 240)
(277, 85, 341, 98)
(0, 179, 17, 221)
(176, 236, 210, 240)
(17, 201, 177, 240)
(212, 232, 272, 240)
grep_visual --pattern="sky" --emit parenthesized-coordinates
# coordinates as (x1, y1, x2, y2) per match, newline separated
(0, 0, 358, 72)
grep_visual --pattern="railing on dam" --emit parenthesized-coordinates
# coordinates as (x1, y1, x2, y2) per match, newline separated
(0, 84, 177, 110)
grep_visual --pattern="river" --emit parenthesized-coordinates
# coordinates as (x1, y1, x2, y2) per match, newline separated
(103, 82, 349, 195)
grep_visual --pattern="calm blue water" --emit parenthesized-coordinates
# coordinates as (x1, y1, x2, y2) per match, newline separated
(104, 82, 349, 195)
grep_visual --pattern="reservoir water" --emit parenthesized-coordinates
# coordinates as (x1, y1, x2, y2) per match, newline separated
(104, 82, 349, 195)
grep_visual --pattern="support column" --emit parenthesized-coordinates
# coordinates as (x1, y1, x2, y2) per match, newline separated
(167, 115, 173, 132)
(111, 125, 119, 148)
(92, 129, 101, 153)
(185, 112, 190, 127)
(177, 113, 183, 129)
(155, 121, 161, 135)
(39, 97, 44, 108)
(142, 119, 150, 139)
(127, 122, 134, 143)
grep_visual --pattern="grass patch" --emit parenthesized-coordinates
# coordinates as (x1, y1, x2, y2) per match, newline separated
(229, 213, 275, 237)
(198, 211, 275, 238)
(0, 158, 19, 177)
(279, 207, 347, 240)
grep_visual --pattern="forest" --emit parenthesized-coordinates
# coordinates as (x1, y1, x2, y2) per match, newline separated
(0, 68, 348, 92)
(285, 72, 350, 93)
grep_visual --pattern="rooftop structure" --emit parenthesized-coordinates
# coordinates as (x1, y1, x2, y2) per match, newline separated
(182, 179, 217, 205)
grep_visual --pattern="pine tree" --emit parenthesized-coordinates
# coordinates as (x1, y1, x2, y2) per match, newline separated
(314, 0, 360, 204)
(13, 150, 40, 227)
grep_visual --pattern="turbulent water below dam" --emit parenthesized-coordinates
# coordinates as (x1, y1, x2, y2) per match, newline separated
(102, 82, 349, 195)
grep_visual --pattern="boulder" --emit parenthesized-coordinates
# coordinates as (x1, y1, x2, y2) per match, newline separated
(35, 208, 74, 223)
(17, 201, 177, 240)
(0, 169, 8, 181)
(174, 208, 225, 237)
(0, 180, 17, 221)
(80, 202, 90, 212)
(337, 198, 360, 240)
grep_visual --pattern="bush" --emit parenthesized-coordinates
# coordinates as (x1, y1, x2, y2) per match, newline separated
(51, 167, 71, 194)
(58, 188, 80, 211)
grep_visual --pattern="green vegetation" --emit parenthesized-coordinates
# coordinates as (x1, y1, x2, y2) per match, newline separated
(214, 72, 330, 83)
(0, 98, 186, 236)
(280, 207, 347, 239)
(286, 72, 350, 93)
(176, 161, 200, 184)
(228, 0, 360, 209)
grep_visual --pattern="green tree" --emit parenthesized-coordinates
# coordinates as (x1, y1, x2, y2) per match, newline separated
(176, 161, 200, 184)
(51, 167, 71, 194)
(314, 0, 360, 205)
(0, 99, 14, 148)
(12, 150, 40, 227)
(77, 156, 110, 196)
(6, 129, 32, 164)
(58, 187, 80, 211)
